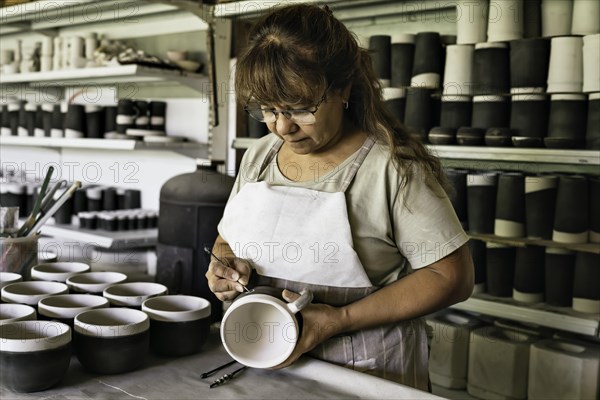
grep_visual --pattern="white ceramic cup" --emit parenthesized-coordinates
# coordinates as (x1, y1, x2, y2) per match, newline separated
(66, 271, 127, 294)
(31, 262, 90, 282)
(443, 44, 474, 96)
(1, 281, 69, 306)
(541, 0, 573, 37)
(456, 0, 488, 44)
(103, 282, 168, 307)
(221, 287, 313, 368)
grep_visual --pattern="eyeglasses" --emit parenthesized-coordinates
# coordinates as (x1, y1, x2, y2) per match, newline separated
(244, 89, 328, 125)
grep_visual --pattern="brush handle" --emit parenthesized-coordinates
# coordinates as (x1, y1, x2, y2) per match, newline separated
(26, 181, 81, 237)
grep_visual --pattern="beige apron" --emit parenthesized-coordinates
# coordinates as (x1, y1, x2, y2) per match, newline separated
(220, 135, 430, 391)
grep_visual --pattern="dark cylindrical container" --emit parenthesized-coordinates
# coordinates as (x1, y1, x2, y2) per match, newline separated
(104, 106, 118, 136)
(8, 102, 20, 136)
(546, 94, 588, 149)
(116, 188, 126, 210)
(86, 187, 103, 212)
(41, 103, 53, 137)
(391, 37, 415, 88)
(64, 104, 86, 138)
(247, 113, 269, 138)
(85, 105, 105, 139)
(525, 175, 558, 240)
(513, 246, 545, 303)
(134, 100, 149, 129)
(102, 187, 117, 211)
(116, 99, 135, 134)
(156, 168, 236, 323)
(411, 32, 443, 89)
(124, 189, 141, 209)
(404, 87, 435, 142)
(470, 239, 486, 294)
(472, 43, 510, 96)
(439, 95, 472, 129)
(590, 177, 600, 244)
(523, 0, 542, 38)
(486, 242, 516, 297)
(494, 172, 526, 238)
(472, 95, 510, 129)
(544, 247, 575, 307)
(149, 101, 167, 132)
(136, 213, 147, 230)
(73, 188, 88, 214)
(117, 215, 128, 231)
(0, 104, 8, 136)
(553, 175, 589, 244)
(128, 214, 137, 230)
(510, 94, 549, 144)
(50, 103, 64, 138)
(53, 188, 73, 225)
(445, 168, 468, 230)
(383, 87, 406, 124)
(572, 252, 600, 314)
(510, 38, 550, 89)
(467, 172, 498, 234)
(586, 93, 600, 150)
(369, 35, 392, 85)
(34, 105, 44, 137)
(21, 103, 36, 137)
(1, 183, 26, 209)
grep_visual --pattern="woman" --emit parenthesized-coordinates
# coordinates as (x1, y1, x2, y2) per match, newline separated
(206, 4, 474, 391)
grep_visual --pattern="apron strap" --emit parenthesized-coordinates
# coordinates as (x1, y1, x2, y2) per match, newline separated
(257, 138, 284, 179)
(339, 134, 376, 193)
(257, 134, 377, 192)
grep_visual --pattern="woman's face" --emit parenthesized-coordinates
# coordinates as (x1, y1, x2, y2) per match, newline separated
(265, 89, 348, 155)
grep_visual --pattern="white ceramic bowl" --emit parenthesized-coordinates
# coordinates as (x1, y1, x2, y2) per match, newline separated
(1, 281, 69, 306)
(175, 59, 200, 72)
(0, 303, 37, 325)
(103, 282, 168, 307)
(0, 272, 22, 290)
(31, 262, 90, 282)
(38, 294, 109, 320)
(66, 271, 127, 294)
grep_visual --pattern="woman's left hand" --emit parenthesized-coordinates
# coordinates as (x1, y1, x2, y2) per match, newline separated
(272, 289, 345, 369)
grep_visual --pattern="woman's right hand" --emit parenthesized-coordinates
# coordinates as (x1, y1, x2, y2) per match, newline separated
(205, 257, 253, 301)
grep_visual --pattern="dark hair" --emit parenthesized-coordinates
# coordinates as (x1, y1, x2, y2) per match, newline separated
(235, 4, 449, 193)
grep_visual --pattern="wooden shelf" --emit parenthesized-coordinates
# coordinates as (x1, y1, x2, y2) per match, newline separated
(468, 233, 600, 254)
(40, 224, 157, 249)
(0, 64, 209, 93)
(452, 294, 600, 337)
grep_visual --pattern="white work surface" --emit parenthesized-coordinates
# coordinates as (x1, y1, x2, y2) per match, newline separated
(1, 326, 444, 400)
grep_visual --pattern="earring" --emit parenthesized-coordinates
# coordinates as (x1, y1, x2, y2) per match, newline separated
(343, 101, 349, 109)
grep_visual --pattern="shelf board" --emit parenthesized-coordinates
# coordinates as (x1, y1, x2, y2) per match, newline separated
(232, 138, 600, 166)
(0, 136, 209, 157)
(0, 64, 209, 93)
(452, 294, 600, 337)
(430, 145, 600, 166)
(40, 224, 157, 249)
(214, 0, 454, 20)
(468, 233, 600, 254)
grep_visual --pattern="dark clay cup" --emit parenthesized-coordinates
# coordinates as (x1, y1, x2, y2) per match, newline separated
(142, 295, 211, 357)
(0, 320, 71, 392)
(31, 262, 90, 283)
(74, 308, 149, 374)
(37, 294, 109, 327)
(66, 271, 127, 295)
(103, 282, 168, 308)
(1, 281, 69, 307)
